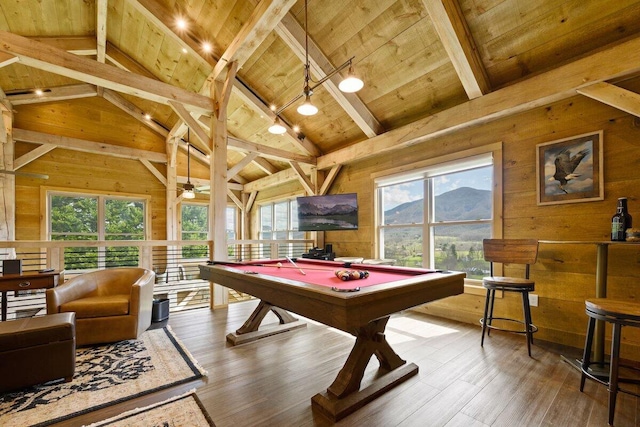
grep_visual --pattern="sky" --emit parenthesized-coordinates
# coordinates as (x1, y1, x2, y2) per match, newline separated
(382, 167, 492, 210)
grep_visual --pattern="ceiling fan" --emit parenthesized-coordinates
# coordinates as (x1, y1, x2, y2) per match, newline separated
(0, 169, 49, 179)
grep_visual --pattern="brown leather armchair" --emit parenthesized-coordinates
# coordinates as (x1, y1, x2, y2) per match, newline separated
(46, 268, 155, 346)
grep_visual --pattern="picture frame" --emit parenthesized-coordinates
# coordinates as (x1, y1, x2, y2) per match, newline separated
(536, 130, 604, 206)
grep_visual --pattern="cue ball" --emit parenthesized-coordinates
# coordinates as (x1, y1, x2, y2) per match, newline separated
(276, 262, 282, 268)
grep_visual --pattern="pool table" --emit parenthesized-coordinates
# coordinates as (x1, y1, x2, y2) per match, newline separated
(199, 258, 465, 421)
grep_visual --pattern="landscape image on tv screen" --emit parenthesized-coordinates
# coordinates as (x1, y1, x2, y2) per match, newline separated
(297, 193, 358, 231)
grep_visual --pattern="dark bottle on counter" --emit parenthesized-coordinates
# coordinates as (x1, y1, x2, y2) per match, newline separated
(611, 197, 632, 241)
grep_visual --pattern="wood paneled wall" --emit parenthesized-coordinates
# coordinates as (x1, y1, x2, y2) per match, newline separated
(13, 98, 169, 241)
(322, 84, 640, 356)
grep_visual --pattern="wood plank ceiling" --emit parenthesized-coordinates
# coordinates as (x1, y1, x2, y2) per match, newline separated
(1, 0, 640, 191)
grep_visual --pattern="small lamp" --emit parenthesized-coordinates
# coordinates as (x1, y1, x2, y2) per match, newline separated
(268, 117, 287, 134)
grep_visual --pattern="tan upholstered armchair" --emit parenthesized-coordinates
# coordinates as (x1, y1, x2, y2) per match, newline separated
(46, 268, 155, 346)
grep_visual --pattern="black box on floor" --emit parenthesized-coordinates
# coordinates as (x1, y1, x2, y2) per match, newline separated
(152, 298, 170, 322)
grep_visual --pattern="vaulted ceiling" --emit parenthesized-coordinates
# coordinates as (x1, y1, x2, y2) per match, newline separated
(1, 0, 640, 192)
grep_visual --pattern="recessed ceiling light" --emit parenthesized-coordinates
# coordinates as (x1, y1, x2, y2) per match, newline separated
(202, 42, 212, 53)
(176, 18, 187, 30)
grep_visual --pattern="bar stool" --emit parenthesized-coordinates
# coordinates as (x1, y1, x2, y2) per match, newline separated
(480, 239, 539, 357)
(580, 298, 640, 426)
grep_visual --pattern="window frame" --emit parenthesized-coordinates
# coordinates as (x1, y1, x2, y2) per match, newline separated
(372, 143, 503, 289)
(179, 202, 238, 260)
(43, 187, 151, 271)
(258, 197, 306, 258)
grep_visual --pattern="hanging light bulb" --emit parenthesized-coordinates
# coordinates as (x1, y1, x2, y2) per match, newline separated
(182, 182, 195, 199)
(338, 62, 364, 93)
(297, 92, 318, 116)
(268, 117, 287, 134)
(264, 0, 364, 131)
(183, 131, 195, 199)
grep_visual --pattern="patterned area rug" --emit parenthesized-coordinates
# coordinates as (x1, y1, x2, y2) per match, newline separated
(88, 391, 215, 426)
(0, 326, 206, 427)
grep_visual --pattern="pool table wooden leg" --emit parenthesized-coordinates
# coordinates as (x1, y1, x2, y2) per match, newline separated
(312, 316, 419, 421)
(226, 300, 306, 345)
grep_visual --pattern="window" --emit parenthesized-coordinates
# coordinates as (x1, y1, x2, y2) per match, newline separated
(181, 204, 237, 259)
(48, 192, 146, 270)
(181, 204, 209, 259)
(376, 153, 496, 280)
(259, 199, 305, 258)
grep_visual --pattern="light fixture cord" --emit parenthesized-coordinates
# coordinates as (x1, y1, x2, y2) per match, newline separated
(187, 128, 191, 184)
(304, 0, 310, 90)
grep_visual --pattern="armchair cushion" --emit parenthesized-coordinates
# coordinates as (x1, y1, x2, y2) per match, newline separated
(61, 294, 130, 318)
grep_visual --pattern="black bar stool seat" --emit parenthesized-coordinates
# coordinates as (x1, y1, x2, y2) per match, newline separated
(580, 298, 640, 426)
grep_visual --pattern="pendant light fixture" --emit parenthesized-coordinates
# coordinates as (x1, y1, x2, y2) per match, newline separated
(268, 117, 287, 134)
(182, 129, 195, 199)
(268, 0, 364, 134)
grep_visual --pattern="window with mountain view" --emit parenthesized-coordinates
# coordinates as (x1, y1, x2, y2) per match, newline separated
(376, 154, 493, 279)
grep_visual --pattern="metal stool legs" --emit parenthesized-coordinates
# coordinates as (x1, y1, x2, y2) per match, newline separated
(480, 287, 537, 357)
(580, 303, 640, 426)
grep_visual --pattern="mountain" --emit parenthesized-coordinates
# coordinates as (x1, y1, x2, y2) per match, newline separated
(384, 187, 491, 224)
(298, 202, 357, 217)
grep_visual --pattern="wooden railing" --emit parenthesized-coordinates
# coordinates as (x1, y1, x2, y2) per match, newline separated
(0, 238, 314, 320)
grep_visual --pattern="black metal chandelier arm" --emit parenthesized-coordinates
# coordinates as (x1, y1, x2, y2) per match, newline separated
(308, 56, 355, 89)
(273, 56, 356, 117)
(274, 92, 305, 116)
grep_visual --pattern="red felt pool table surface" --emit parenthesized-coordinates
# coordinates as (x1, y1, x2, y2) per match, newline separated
(224, 258, 435, 290)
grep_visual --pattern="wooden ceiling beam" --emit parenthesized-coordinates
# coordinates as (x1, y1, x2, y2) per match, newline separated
(577, 82, 640, 118)
(228, 135, 316, 165)
(318, 165, 341, 196)
(422, 0, 490, 99)
(14, 144, 56, 169)
(30, 37, 157, 80)
(0, 31, 213, 114)
(12, 128, 167, 164)
(30, 36, 97, 55)
(96, 0, 108, 63)
(252, 156, 279, 175)
(0, 52, 18, 68)
(317, 33, 640, 170)
(244, 164, 312, 193)
(101, 88, 170, 137)
(275, 13, 383, 138)
(140, 158, 166, 186)
(209, 0, 297, 83)
(168, 100, 211, 154)
(7, 83, 97, 105)
(289, 160, 314, 195)
(228, 153, 258, 181)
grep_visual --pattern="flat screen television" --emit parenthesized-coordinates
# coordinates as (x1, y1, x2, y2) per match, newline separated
(297, 193, 358, 231)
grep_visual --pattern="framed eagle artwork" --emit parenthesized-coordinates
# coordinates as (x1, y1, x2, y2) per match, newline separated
(536, 130, 604, 206)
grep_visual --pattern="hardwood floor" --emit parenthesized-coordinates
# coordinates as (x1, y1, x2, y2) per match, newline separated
(55, 300, 639, 426)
